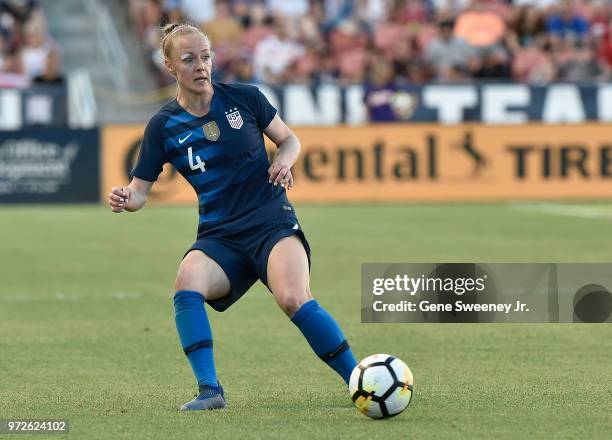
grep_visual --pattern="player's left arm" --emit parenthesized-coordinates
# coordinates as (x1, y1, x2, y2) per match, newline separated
(264, 114, 300, 189)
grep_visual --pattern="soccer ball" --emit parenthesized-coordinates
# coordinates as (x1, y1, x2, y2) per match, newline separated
(349, 354, 414, 419)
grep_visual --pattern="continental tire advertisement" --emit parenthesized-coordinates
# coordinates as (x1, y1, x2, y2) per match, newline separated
(102, 124, 612, 203)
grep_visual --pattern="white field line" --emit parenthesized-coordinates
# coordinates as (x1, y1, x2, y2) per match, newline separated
(511, 203, 612, 219)
(0, 292, 142, 301)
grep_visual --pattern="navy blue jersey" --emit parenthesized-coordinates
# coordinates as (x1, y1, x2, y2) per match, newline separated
(132, 82, 291, 237)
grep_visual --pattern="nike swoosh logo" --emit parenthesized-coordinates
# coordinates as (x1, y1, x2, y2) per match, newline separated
(178, 133, 193, 144)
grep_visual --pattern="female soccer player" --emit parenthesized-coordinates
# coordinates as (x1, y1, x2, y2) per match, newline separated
(108, 23, 357, 411)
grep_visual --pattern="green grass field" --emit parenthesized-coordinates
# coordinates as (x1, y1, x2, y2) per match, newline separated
(1, 203, 611, 439)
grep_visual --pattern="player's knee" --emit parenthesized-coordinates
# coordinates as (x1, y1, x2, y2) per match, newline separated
(174, 272, 200, 294)
(275, 287, 312, 316)
(174, 261, 205, 296)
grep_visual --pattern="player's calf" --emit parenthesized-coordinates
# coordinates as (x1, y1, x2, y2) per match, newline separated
(291, 299, 358, 384)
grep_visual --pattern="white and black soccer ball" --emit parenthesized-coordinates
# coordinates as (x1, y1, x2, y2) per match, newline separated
(349, 354, 414, 419)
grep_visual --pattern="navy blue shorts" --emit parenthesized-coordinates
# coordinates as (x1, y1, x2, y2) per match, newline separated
(185, 211, 311, 312)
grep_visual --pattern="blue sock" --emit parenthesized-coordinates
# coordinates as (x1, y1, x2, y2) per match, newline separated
(173, 290, 218, 388)
(291, 299, 357, 384)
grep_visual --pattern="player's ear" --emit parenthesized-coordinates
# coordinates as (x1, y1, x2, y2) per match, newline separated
(165, 58, 175, 76)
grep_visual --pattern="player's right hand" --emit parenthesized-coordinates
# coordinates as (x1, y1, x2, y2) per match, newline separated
(109, 186, 131, 213)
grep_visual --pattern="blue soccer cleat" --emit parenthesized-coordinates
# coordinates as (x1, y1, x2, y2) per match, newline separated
(180, 384, 226, 411)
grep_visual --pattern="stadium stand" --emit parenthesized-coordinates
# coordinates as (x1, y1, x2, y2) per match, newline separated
(0, 0, 62, 88)
(4, 0, 612, 124)
(125, 0, 612, 89)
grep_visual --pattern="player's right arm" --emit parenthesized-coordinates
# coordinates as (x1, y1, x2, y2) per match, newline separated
(109, 114, 167, 213)
(108, 177, 153, 213)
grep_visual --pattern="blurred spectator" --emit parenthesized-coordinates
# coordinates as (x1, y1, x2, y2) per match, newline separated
(225, 52, 256, 83)
(404, 59, 429, 84)
(287, 41, 321, 83)
(232, 0, 258, 25)
(165, 0, 215, 25)
(364, 55, 419, 121)
(128, 0, 162, 40)
(511, 5, 545, 47)
(329, 18, 368, 56)
(0, 0, 43, 52)
(545, 0, 589, 43)
(355, 0, 393, 27)
(20, 19, 62, 83)
(0, 0, 63, 89)
(0, 0, 42, 27)
(330, 20, 369, 83)
(425, 19, 476, 81)
(32, 48, 60, 83)
(364, 56, 398, 122)
(597, 27, 612, 74)
(321, 0, 354, 32)
(161, 0, 184, 23)
(202, 2, 243, 78)
(393, 0, 429, 26)
(474, 48, 512, 79)
(240, 3, 273, 51)
(372, 14, 406, 58)
(0, 31, 4, 62)
(511, 38, 557, 83)
(557, 41, 603, 81)
(253, 17, 304, 84)
(454, 0, 507, 52)
(587, 1, 609, 40)
(0, 31, 28, 88)
(431, 0, 470, 16)
(312, 47, 339, 83)
(266, 0, 309, 19)
(138, 0, 164, 79)
(512, 0, 557, 10)
(391, 33, 423, 84)
(296, 3, 324, 45)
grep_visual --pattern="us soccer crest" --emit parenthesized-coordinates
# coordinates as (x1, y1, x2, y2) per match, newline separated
(202, 121, 220, 141)
(225, 107, 243, 129)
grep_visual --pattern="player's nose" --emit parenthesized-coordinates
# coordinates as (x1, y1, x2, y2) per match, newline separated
(194, 58, 206, 71)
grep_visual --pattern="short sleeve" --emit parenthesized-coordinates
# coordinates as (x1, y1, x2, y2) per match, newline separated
(249, 86, 277, 129)
(131, 115, 168, 182)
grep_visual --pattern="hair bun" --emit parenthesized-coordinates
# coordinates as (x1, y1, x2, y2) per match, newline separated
(162, 23, 181, 37)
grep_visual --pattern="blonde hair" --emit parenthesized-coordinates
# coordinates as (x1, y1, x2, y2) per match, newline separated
(160, 23, 210, 60)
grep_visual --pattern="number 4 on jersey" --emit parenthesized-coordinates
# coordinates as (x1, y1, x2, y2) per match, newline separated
(188, 147, 206, 172)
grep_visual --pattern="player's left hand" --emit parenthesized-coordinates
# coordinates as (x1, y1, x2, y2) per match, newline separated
(268, 162, 294, 189)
